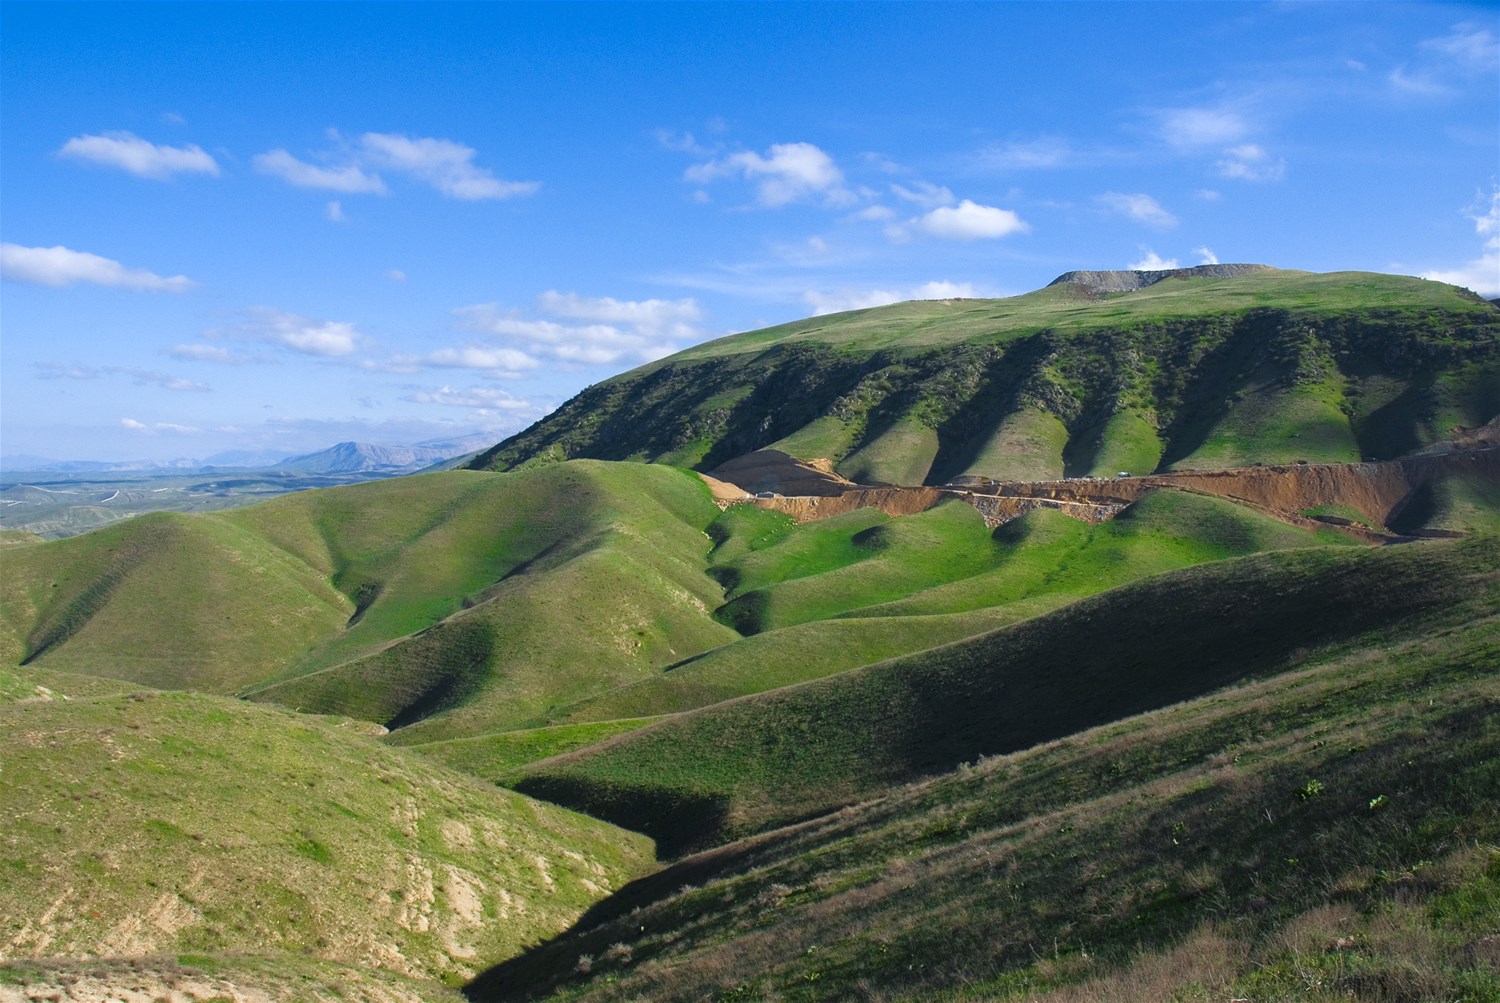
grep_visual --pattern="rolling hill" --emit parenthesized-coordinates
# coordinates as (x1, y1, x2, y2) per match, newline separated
(0, 665, 652, 997)
(471, 268, 1499, 483)
(469, 537, 1500, 1002)
(2, 267, 1496, 1002)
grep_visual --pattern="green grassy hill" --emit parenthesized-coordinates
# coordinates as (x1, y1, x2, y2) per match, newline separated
(506, 537, 1496, 855)
(0, 666, 652, 991)
(469, 536, 1500, 1003)
(0, 464, 739, 740)
(471, 270, 1499, 483)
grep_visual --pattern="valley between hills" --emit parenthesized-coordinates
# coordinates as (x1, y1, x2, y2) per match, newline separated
(3, 267, 1498, 1003)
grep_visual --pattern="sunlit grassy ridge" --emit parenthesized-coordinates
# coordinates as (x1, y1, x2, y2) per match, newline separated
(0, 667, 653, 989)
(471, 271, 1499, 482)
(469, 537, 1500, 1003)
(507, 538, 1486, 855)
(1, 464, 741, 740)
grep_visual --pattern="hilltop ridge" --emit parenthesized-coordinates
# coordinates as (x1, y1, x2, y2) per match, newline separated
(1047, 262, 1277, 293)
(470, 269, 1499, 482)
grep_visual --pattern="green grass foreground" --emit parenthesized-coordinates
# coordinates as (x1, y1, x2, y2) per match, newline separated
(0, 665, 653, 989)
(468, 536, 1500, 1003)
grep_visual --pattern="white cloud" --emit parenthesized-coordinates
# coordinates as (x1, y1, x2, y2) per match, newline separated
(890, 181, 955, 210)
(58, 131, 219, 179)
(914, 199, 1028, 241)
(1098, 192, 1177, 228)
(850, 204, 896, 222)
(419, 346, 541, 374)
(385, 269, 407, 283)
(1157, 107, 1250, 148)
(168, 343, 258, 365)
(803, 279, 979, 316)
(1194, 188, 1222, 202)
(1421, 187, 1500, 298)
(1128, 248, 1179, 271)
(455, 291, 704, 366)
(252, 148, 388, 193)
(1216, 144, 1286, 182)
(535, 291, 702, 338)
(241, 308, 363, 357)
(402, 385, 531, 409)
(1, 243, 194, 292)
(253, 133, 538, 201)
(358, 132, 540, 200)
(108, 366, 210, 392)
(1195, 247, 1220, 265)
(326, 200, 346, 222)
(685, 142, 851, 207)
(121, 418, 202, 434)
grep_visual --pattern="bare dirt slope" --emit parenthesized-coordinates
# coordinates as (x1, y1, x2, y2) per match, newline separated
(730, 446, 1499, 537)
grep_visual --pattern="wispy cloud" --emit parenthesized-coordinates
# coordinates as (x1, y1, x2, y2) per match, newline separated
(414, 345, 541, 375)
(1421, 186, 1500, 298)
(1421, 23, 1500, 73)
(1, 243, 195, 292)
(803, 279, 980, 317)
(1195, 247, 1220, 265)
(167, 343, 263, 365)
(685, 142, 852, 207)
(58, 131, 219, 179)
(973, 137, 1073, 170)
(1156, 107, 1251, 149)
(1097, 192, 1177, 228)
(121, 418, 203, 435)
(401, 385, 532, 410)
(1216, 144, 1286, 182)
(37, 362, 208, 392)
(252, 148, 388, 193)
(253, 131, 538, 200)
(236, 308, 365, 357)
(359, 132, 541, 200)
(455, 291, 704, 366)
(890, 181, 955, 210)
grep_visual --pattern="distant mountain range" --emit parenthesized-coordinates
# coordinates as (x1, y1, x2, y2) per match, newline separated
(1, 433, 493, 476)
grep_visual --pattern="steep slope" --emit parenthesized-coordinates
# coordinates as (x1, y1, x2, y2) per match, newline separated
(469, 546, 1500, 1001)
(507, 537, 1496, 854)
(470, 270, 1499, 483)
(0, 667, 652, 989)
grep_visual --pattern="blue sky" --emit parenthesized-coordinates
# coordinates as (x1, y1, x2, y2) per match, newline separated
(2, 1, 1497, 463)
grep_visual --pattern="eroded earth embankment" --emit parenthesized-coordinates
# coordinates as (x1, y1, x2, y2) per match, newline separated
(706, 445, 1500, 539)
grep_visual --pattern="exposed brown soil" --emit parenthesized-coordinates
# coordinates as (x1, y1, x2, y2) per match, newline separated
(707, 450, 856, 498)
(725, 446, 1499, 540)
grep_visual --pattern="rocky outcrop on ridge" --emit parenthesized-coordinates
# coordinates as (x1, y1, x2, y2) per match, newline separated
(1047, 263, 1276, 294)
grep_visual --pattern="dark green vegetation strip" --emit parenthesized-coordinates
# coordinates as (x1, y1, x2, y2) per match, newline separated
(470, 272, 1498, 483)
(509, 538, 1496, 855)
(469, 537, 1500, 1003)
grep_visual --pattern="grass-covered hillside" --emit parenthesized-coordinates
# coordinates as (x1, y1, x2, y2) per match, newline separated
(504, 536, 1489, 855)
(470, 270, 1499, 483)
(469, 536, 1500, 1003)
(0, 463, 739, 740)
(0, 665, 652, 994)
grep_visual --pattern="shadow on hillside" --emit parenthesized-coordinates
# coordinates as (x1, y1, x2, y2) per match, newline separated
(510, 777, 730, 860)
